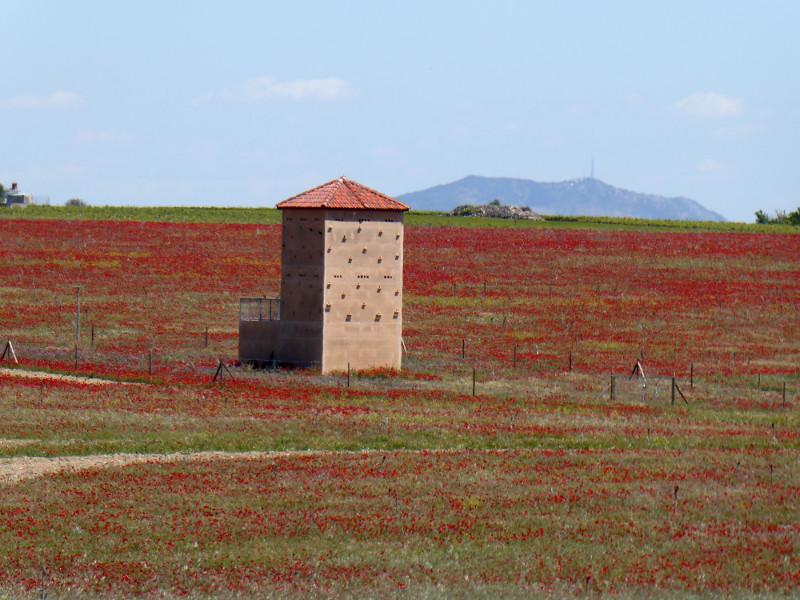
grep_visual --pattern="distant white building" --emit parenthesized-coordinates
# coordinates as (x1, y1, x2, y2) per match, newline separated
(3, 183, 31, 207)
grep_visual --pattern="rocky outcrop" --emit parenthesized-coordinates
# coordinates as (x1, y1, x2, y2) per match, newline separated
(446, 203, 544, 220)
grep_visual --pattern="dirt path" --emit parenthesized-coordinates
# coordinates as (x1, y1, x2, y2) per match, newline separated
(0, 449, 374, 485)
(0, 367, 137, 386)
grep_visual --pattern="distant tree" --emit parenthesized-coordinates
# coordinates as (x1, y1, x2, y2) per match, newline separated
(754, 208, 800, 225)
(65, 198, 87, 207)
(489, 199, 502, 206)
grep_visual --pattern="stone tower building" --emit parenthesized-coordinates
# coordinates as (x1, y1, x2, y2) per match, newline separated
(239, 177, 409, 373)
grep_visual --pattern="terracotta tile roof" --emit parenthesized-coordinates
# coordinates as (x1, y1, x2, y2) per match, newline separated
(277, 177, 409, 211)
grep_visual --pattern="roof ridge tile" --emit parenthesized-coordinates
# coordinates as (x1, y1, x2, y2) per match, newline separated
(276, 178, 409, 211)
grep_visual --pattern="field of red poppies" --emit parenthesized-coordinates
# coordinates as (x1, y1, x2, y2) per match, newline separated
(0, 215, 798, 598)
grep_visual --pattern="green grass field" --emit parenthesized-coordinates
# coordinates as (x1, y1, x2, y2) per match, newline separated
(2, 203, 798, 233)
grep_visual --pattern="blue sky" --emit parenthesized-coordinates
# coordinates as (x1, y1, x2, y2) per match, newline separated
(1, 1, 798, 222)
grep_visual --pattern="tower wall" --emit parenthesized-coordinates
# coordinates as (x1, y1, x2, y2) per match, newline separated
(321, 209, 403, 372)
(273, 209, 326, 365)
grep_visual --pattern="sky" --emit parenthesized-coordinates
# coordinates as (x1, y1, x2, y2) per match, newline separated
(1, 1, 798, 222)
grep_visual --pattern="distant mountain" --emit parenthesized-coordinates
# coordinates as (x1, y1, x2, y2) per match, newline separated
(397, 176, 726, 222)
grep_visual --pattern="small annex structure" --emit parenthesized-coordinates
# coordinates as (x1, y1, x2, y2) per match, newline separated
(238, 177, 409, 373)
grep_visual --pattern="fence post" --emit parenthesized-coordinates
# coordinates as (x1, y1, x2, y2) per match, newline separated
(205, 327, 209, 348)
(74, 286, 81, 344)
(148, 351, 153, 376)
(513, 345, 517, 368)
(472, 367, 476, 397)
(671, 376, 676, 406)
(611, 374, 615, 401)
(1, 340, 18, 365)
(74, 344, 78, 370)
(462, 338, 465, 360)
(347, 363, 351, 388)
(568, 351, 572, 373)
(783, 381, 786, 409)
(690, 362, 694, 389)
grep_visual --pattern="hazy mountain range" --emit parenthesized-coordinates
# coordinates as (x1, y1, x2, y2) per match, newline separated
(397, 176, 726, 222)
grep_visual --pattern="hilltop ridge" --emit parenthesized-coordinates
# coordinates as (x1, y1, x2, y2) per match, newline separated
(397, 175, 726, 222)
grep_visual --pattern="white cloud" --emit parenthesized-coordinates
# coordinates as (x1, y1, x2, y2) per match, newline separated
(710, 124, 762, 140)
(693, 159, 730, 173)
(670, 92, 743, 119)
(624, 93, 643, 104)
(0, 91, 83, 109)
(75, 130, 136, 146)
(215, 76, 357, 103)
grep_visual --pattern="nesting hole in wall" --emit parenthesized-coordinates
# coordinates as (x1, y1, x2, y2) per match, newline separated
(378, 230, 383, 236)
(362, 248, 368, 254)
(394, 290, 399, 296)
(393, 310, 399, 319)
(342, 235, 347, 242)
(375, 314, 382, 322)
(377, 286, 382, 293)
(325, 304, 331, 312)
(348, 257, 352, 263)
(377, 257, 382, 263)
(361, 303, 366, 309)
(346, 314, 352, 322)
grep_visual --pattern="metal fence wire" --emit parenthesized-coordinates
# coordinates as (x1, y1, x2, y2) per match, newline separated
(610, 374, 681, 403)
